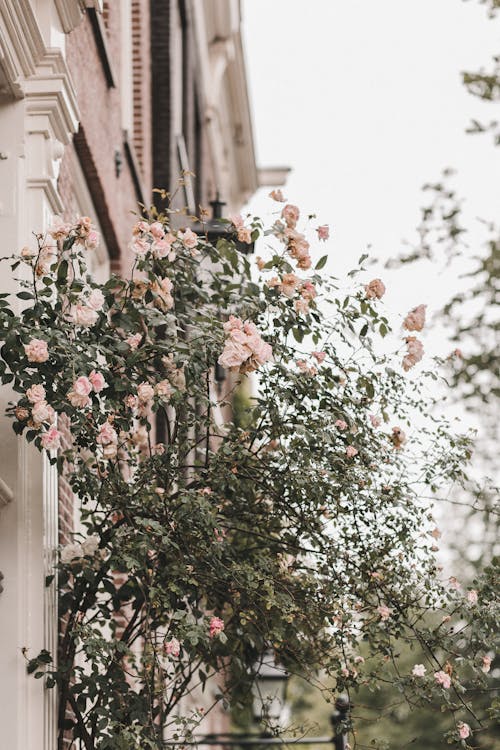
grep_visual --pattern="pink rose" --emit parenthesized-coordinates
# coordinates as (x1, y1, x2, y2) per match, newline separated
(164, 637, 181, 657)
(294, 298, 310, 314)
(403, 304, 426, 332)
(230, 214, 244, 229)
(124, 394, 139, 410)
(279, 273, 300, 298)
(481, 655, 492, 673)
(48, 216, 71, 241)
(41, 427, 61, 451)
(26, 384, 46, 404)
(129, 237, 149, 255)
(86, 230, 100, 250)
(31, 400, 53, 425)
(177, 228, 198, 249)
(73, 376, 93, 397)
(24, 339, 49, 363)
(68, 391, 91, 409)
(209, 616, 224, 638)
(377, 605, 391, 621)
(281, 204, 300, 228)
(87, 289, 105, 311)
(255, 256, 266, 271)
(155, 380, 172, 401)
(89, 370, 106, 393)
(70, 305, 99, 327)
(412, 664, 426, 677)
(149, 221, 165, 240)
(458, 723, 471, 740)
(76, 216, 92, 238)
(126, 333, 142, 350)
(237, 227, 253, 244)
(15, 407, 30, 421)
(434, 670, 451, 689)
(365, 278, 386, 300)
(335, 420, 348, 430)
(218, 340, 251, 369)
(466, 589, 478, 606)
(370, 414, 381, 428)
(97, 422, 118, 458)
(300, 281, 317, 300)
(152, 277, 174, 310)
(391, 426, 407, 449)
(316, 225, 329, 240)
(153, 235, 176, 260)
(402, 337, 424, 371)
(346, 446, 358, 458)
(132, 220, 150, 235)
(269, 189, 285, 202)
(137, 382, 155, 403)
(312, 351, 326, 363)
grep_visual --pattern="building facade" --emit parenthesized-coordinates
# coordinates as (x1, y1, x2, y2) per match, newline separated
(0, 2, 272, 747)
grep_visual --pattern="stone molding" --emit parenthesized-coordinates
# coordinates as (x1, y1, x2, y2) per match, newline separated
(0, 476, 13, 508)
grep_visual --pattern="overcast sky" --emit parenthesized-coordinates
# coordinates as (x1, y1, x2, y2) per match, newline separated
(242, 0, 500, 326)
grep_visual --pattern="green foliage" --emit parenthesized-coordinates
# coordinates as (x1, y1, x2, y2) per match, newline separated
(0, 208, 497, 749)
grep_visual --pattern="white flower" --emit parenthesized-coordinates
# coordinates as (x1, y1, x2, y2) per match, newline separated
(60, 542, 83, 563)
(81, 534, 100, 557)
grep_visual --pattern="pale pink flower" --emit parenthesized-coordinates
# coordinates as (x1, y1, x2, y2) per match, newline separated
(48, 216, 71, 241)
(76, 216, 93, 237)
(412, 664, 426, 677)
(153, 234, 176, 260)
(73, 376, 93, 397)
(335, 420, 348, 430)
(177, 228, 198, 249)
(353, 655, 365, 664)
(300, 281, 317, 301)
(41, 427, 61, 451)
(218, 340, 251, 369)
(370, 414, 381, 428)
(434, 670, 451, 689)
(20, 246, 35, 260)
(402, 337, 424, 371)
(132, 220, 151, 235)
(130, 237, 149, 255)
(481, 655, 492, 673)
(237, 227, 253, 244)
(281, 204, 300, 228)
(26, 384, 46, 403)
(31, 400, 53, 425)
(24, 339, 49, 363)
(87, 288, 105, 311)
(60, 542, 83, 563)
(467, 589, 478, 606)
(137, 382, 155, 403)
(86, 230, 100, 250)
(449, 576, 461, 590)
(346, 446, 358, 458)
(124, 394, 139, 410)
(294, 299, 310, 314)
(209, 616, 224, 638)
(70, 305, 99, 327)
(97, 422, 118, 459)
(15, 407, 30, 421)
(126, 333, 142, 350)
(68, 390, 91, 409)
(365, 278, 386, 300)
(269, 189, 286, 202)
(230, 214, 244, 229)
(377, 605, 391, 621)
(218, 316, 272, 373)
(312, 351, 326, 363)
(279, 273, 300, 298)
(155, 380, 172, 401)
(149, 221, 165, 240)
(255, 256, 266, 271)
(403, 304, 426, 332)
(89, 370, 106, 392)
(458, 723, 471, 740)
(316, 225, 329, 240)
(164, 637, 181, 657)
(152, 276, 174, 310)
(35, 245, 56, 276)
(296, 253, 312, 270)
(391, 426, 407, 449)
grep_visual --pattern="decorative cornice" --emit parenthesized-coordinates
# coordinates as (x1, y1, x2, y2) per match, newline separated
(0, 1, 46, 82)
(54, 0, 87, 34)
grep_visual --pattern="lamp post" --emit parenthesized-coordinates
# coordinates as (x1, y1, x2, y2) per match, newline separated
(191, 194, 255, 255)
(163, 653, 350, 749)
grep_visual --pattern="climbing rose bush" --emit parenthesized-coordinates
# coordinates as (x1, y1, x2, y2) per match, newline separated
(0, 197, 497, 750)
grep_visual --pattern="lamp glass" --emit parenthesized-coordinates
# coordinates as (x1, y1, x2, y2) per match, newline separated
(251, 651, 289, 725)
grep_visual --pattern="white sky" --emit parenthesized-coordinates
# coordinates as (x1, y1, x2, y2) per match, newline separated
(241, 1, 500, 560)
(242, 0, 500, 322)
